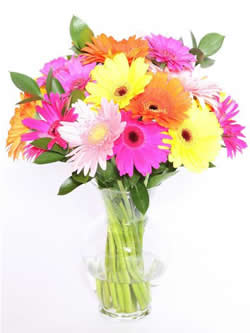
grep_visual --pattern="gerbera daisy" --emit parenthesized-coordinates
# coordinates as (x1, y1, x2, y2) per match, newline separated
(37, 57, 67, 87)
(113, 111, 171, 177)
(146, 34, 196, 72)
(37, 56, 95, 94)
(215, 96, 247, 158)
(81, 34, 149, 65)
(58, 99, 126, 176)
(22, 93, 78, 149)
(6, 93, 39, 160)
(85, 53, 152, 108)
(24, 144, 45, 160)
(127, 71, 191, 129)
(168, 70, 221, 109)
(162, 102, 223, 173)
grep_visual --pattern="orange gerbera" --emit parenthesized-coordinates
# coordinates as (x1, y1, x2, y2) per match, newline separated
(126, 72, 192, 129)
(6, 94, 38, 160)
(81, 34, 149, 65)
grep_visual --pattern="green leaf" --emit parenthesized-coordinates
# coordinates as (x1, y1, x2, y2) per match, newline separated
(70, 89, 85, 105)
(51, 77, 65, 94)
(31, 138, 51, 150)
(46, 69, 53, 94)
(31, 138, 68, 155)
(34, 151, 65, 164)
(130, 181, 149, 215)
(198, 33, 225, 56)
(209, 162, 216, 168)
(71, 45, 82, 55)
(72, 171, 91, 184)
(190, 31, 197, 48)
(147, 170, 178, 189)
(10, 72, 42, 97)
(97, 161, 119, 182)
(70, 16, 94, 49)
(17, 96, 42, 104)
(58, 176, 82, 195)
(200, 57, 215, 68)
(189, 48, 205, 65)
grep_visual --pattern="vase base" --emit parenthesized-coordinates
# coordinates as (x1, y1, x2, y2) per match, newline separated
(99, 306, 151, 320)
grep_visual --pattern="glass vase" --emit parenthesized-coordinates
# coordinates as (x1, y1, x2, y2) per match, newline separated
(86, 182, 165, 320)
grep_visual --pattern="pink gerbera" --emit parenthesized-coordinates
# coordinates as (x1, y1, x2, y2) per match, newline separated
(37, 56, 95, 94)
(58, 98, 126, 176)
(23, 144, 45, 160)
(37, 57, 67, 87)
(146, 34, 196, 72)
(113, 112, 171, 177)
(215, 96, 247, 158)
(22, 93, 78, 150)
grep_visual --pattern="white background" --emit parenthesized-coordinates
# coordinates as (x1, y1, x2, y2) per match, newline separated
(1, 0, 250, 332)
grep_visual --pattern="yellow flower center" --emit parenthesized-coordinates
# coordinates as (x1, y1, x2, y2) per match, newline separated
(88, 123, 108, 144)
(114, 86, 128, 97)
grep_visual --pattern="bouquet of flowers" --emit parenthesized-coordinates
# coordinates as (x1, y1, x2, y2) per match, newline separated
(6, 16, 247, 319)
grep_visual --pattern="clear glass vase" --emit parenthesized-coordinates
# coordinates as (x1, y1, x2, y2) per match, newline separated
(86, 183, 165, 320)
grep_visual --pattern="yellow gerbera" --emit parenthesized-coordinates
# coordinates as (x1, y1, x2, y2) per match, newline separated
(161, 102, 223, 173)
(6, 93, 38, 160)
(85, 53, 152, 108)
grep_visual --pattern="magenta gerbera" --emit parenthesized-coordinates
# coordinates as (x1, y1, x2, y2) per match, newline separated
(22, 93, 78, 149)
(37, 57, 67, 87)
(24, 145, 45, 160)
(37, 56, 95, 94)
(146, 34, 196, 72)
(215, 96, 247, 158)
(113, 112, 171, 177)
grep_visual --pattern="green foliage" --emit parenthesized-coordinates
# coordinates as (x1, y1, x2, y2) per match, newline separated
(70, 16, 94, 50)
(58, 176, 82, 195)
(70, 89, 85, 105)
(130, 181, 149, 215)
(45, 68, 65, 95)
(16, 96, 42, 105)
(96, 160, 120, 188)
(147, 161, 177, 189)
(190, 47, 205, 64)
(34, 151, 65, 164)
(31, 138, 68, 155)
(190, 31, 197, 48)
(51, 77, 65, 94)
(209, 162, 216, 168)
(198, 33, 225, 56)
(72, 171, 92, 184)
(200, 57, 215, 68)
(189, 32, 224, 68)
(10, 72, 42, 97)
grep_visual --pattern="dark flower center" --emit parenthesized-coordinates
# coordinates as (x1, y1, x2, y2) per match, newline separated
(124, 125, 144, 148)
(129, 131, 139, 143)
(114, 86, 128, 97)
(149, 104, 158, 111)
(181, 129, 192, 142)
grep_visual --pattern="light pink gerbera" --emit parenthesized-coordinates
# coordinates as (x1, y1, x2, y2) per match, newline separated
(37, 56, 95, 94)
(146, 34, 196, 72)
(22, 93, 78, 149)
(58, 99, 126, 176)
(113, 112, 171, 177)
(215, 96, 247, 158)
(169, 71, 221, 109)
